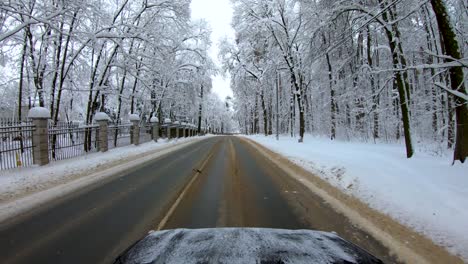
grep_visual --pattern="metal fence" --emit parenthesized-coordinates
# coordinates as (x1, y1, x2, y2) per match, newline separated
(140, 121, 153, 144)
(0, 120, 35, 170)
(0, 117, 180, 171)
(108, 123, 132, 149)
(49, 123, 100, 161)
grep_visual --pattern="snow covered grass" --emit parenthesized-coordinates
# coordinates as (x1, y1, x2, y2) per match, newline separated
(243, 134, 468, 260)
(0, 137, 207, 204)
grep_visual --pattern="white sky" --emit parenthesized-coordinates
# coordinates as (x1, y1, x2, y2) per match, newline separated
(190, 0, 235, 101)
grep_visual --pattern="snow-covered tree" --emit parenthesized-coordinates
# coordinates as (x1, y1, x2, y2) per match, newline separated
(222, 0, 467, 162)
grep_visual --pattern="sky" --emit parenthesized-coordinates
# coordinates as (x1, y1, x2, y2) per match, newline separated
(190, 0, 235, 101)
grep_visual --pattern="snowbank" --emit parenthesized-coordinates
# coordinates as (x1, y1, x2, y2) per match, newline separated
(244, 134, 468, 260)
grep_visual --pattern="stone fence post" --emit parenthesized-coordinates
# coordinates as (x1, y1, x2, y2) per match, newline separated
(129, 114, 140, 146)
(182, 123, 187, 138)
(164, 118, 172, 139)
(28, 107, 50, 166)
(95, 112, 110, 152)
(150, 116, 159, 142)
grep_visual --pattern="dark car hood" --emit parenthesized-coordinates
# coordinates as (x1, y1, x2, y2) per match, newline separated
(115, 228, 382, 264)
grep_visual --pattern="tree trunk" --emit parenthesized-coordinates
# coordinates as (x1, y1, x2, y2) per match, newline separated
(367, 26, 379, 139)
(198, 84, 204, 135)
(18, 39, 26, 121)
(290, 91, 295, 137)
(25, 26, 45, 107)
(379, 0, 414, 158)
(54, 10, 77, 125)
(260, 89, 268, 136)
(254, 93, 259, 134)
(18, 31, 28, 153)
(326, 53, 336, 140)
(447, 95, 455, 148)
(50, 17, 65, 119)
(430, 0, 468, 163)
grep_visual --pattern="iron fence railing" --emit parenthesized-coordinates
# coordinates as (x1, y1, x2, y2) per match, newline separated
(140, 122, 153, 143)
(0, 118, 164, 170)
(0, 123, 34, 170)
(108, 124, 132, 149)
(48, 124, 100, 161)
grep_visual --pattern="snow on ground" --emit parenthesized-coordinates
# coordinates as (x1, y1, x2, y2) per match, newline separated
(0, 137, 207, 204)
(244, 134, 468, 260)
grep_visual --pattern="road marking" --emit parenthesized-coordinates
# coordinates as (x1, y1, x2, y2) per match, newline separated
(155, 150, 216, 231)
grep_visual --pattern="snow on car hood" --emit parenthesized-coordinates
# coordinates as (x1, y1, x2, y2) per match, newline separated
(115, 228, 382, 264)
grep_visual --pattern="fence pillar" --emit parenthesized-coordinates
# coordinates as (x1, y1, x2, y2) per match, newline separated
(174, 121, 180, 138)
(150, 117, 159, 142)
(95, 112, 109, 152)
(164, 118, 172, 140)
(29, 107, 50, 166)
(182, 124, 186, 138)
(129, 114, 140, 146)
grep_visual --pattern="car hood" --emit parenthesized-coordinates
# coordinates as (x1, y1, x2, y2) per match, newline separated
(115, 228, 382, 264)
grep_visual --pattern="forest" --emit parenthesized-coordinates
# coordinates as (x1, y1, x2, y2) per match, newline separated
(0, 0, 467, 163)
(219, 0, 467, 162)
(0, 0, 233, 137)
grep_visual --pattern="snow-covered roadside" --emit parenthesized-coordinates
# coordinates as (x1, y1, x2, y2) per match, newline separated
(0, 136, 210, 205)
(243, 134, 468, 260)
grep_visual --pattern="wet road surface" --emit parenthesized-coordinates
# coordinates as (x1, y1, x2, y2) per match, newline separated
(0, 136, 395, 263)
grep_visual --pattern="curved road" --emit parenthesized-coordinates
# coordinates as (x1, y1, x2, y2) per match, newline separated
(0, 136, 396, 263)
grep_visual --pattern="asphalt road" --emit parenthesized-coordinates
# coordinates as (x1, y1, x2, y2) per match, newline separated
(0, 136, 396, 263)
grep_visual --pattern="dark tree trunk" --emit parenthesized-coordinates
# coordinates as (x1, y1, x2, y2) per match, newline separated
(367, 26, 379, 139)
(379, 0, 414, 158)
(260, 90, 268, 136)
(25, 26, 45, 107)
(268, 98, 273, 135)
(50, 20, 64, 119)
(326, 53, 336, 140)
(430, 0, 468, 163)
(54, 10, 77, 125)
(198, 84, 204, 135)
(447, 93, 455, 149)
(254, 93, 259, 134)
(18, 31, 28, 153)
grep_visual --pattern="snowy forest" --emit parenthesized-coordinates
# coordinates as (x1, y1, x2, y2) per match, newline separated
(220, 0, 467, 162)
(0, 0, 467, 162)
(0, 0, 233, 136)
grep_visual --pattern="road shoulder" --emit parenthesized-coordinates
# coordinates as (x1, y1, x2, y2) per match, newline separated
(240, 136, 463, 264)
